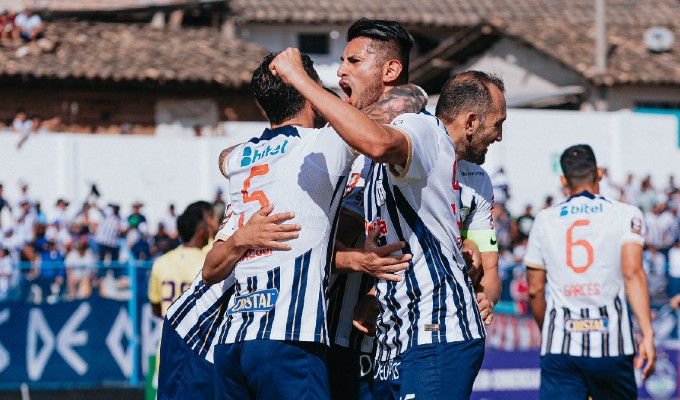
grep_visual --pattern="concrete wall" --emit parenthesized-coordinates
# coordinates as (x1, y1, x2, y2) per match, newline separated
(1, 110, 678, 228)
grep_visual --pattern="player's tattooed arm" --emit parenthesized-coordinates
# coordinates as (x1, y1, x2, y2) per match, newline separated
(360, 84, 428, 124)
(218, 144, 242, 178)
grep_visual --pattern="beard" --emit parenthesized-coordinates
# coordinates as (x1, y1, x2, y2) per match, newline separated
(354, 73, 384, 110)
(465, 125, 489, 165)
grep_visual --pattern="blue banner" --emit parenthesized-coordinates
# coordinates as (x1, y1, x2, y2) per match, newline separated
(0, 297, 161, 389)
(471, 348, 680, 400)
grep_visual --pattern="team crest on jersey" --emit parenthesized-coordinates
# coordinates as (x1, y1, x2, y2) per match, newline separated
(631, 217, 642, 234)
(228, 289, 278, 314)
(564, 317, 608, 332)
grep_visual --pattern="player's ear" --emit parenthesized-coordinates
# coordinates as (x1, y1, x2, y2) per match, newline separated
(382, 60, 403, 84)
(560, 175, 569, 189)
(464, 112, 478, 139)
(596, 167, 604, 182)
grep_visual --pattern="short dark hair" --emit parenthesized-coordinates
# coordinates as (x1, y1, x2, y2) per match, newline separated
(560, 144, 598, 188)
(346, 18, 414, 84)
(177, 201, 212, 243)
(251, 52, 320, 125)
(435, 71, 505, 125)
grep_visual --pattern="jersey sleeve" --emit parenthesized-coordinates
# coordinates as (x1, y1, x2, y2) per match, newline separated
(308, 125, 357, 176)
(622, 205, 645, 246)
(148, 261, 162, 304)
(462, 173, 497, 252)
(387, 113, 442, 181)
(341, 156, 370, 219)
(524, 212, 546, 270)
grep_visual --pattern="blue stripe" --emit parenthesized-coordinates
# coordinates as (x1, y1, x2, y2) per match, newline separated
(380, 170, 421, 351)
(262, 268, 280, 340)
(218, 281, 241, 344)
(292, 251, 312, 341)
(168, 281, 210, 327)
(392, 186, 474, 341)
(256, 269, 276, 340)
(467, 271, 486, 337)
(285, 252, 305, 340)
(234, 277, 256, 342)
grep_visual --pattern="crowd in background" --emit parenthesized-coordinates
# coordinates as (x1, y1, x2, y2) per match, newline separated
(1, 170, 678, 309)
(0, 180, 228, 304)
(0, 8, 45, 44)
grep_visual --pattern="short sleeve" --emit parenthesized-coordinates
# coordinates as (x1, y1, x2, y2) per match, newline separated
(148, 263, 162, 304)
(623, 206, 645, 246)
(462, 171, 497, 252)
(524, 213, 546, 270)
(387, 113, 442, 181)
(341, 156, 371, 219)
(308, 125, 357, 176)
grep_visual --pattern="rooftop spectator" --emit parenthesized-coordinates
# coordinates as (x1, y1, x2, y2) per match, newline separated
(11, 109, 31, 133)
(13, 8, 43, 42)
(0, 9, 15, 41)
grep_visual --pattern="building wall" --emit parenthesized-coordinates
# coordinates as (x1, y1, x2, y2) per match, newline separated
(599, 86, 680, 111)
(0, 82, 263, 134)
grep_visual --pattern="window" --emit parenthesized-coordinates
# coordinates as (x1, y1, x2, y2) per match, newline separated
(298, 33, 330, 55)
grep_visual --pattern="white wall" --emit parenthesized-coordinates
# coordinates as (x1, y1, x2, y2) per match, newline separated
(1, 110, 678, 226)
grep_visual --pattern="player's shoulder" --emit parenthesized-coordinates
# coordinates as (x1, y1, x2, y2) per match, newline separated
(458, 161, 491, 181)
(390, 111, 440, 128)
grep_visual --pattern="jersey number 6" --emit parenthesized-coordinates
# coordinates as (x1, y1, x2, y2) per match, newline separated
(239, 164, 270, 228)
(566, 219, 594, 273)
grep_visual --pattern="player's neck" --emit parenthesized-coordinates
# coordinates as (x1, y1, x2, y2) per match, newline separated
(184, 237, 207, 249)
(569, 185, 599, 196)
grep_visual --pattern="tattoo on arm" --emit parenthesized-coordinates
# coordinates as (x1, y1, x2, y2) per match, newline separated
(219, 144, 241, 178)
(361, 84, 427, 124)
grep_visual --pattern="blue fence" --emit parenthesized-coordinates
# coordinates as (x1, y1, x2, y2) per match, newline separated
(0, 261, 160, 390)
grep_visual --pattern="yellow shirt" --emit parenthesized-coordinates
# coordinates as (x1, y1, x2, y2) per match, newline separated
(148, 245, 206, 317)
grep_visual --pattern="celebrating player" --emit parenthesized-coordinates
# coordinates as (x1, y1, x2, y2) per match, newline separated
(525, 144, 655, 400)
(270, 41, 506, 397)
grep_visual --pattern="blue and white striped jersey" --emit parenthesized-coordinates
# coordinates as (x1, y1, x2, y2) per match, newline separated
(524, 192, 645, 357)
(328, 155, 375, 352)
(165, 272, 235, 362)
(217, 125, 355, 345)
(365, 113, 485, 361)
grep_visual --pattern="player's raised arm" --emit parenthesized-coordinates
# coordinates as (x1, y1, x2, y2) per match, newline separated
(269, 48, 410, 167)
(202, 204, 300, 285)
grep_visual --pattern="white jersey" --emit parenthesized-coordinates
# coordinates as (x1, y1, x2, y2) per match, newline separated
(328, 155, 375, 352)
(458, 161, 497, 252)
(217, 125, 355, 345)
(365, 113, 485, 361)
(524, 192, 645, 357)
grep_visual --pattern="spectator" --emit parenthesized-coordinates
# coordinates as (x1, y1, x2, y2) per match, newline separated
(0, 183, 10, 228)
(38, 238, 65, 304)
(0, 10, 15, 41)
(667, 241, 680, 298)
(34, 201, 47, 225)
(128, 201, 147, 232)
(621, 173, 639, 205)
(516, 204, 535, 241)
(50, 198, 72, 228)
(151, 222, 178, 257)
(126, 218, 151, 260)
(162, 204, 178, 239)
(213, 188, 226, 223)
(0, 246, 15, 301)
(599, 167, 620, 200)
(64, 238, 96, 299)
(94, 204, 126, 263)
(11, 109, 31, 133)
(639, 176, 658, 214)
(13, 8, 43, 42)
(491, 167, 510, 207)
(14, 200, 36, 245)
(16, 180, 32, 209)
(542, 195, 554, 209)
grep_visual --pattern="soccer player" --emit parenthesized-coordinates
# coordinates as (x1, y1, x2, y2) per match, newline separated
(525, 144, 656, 400)
(270, 46, 506, 398)
(203, 50, 422, 400)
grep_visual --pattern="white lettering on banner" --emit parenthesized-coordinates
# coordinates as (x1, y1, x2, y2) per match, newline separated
(56, 303, 90, 376)
(27, 309, 55, 380)
(473, 368, 541, 391)
(106, 307, 133, 378)
(401, 395, 415, 400)
(141, 304, 161, 376)
(0, 309, 10, 373)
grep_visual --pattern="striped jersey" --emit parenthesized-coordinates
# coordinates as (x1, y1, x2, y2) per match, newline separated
(217, 125, 355, 345)
(458, 161, 498, 252)
(524, 191, 645, 357)
(365, 113, 485, 362)
(327, 155, 375, 352)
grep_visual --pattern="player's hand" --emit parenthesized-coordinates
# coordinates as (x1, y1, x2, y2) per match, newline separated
(635, 334, 656, 380)
(476, 292, 494, 325)
(462, 239, 481, 271)
(269, 48, 307, 85)
(353, 227, 412, 282)
(236, 204, 300, 251)
(353, 294, 379, 336)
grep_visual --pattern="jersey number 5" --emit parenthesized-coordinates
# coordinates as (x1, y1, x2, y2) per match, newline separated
(238, 164, 270, 228)
(566, 219, 594, 273)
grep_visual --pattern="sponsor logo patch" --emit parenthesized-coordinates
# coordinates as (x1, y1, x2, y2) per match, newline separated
(560, 203, 603, 217)
(564, 317, 608, 332)
(228, 289, 278, 314)
(631, 217, 642, 235)
(241, 140, 288, 167)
